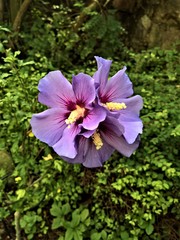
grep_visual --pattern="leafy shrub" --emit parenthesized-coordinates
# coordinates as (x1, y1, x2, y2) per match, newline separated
(19, 1, 125, 69)
(0, 4, 180, 239)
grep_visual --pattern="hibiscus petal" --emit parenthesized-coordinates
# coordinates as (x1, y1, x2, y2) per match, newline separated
(72, 73, 95, 105)
(61, 137, 89, 164)
(101, 130, 140, 157)
(52, 124, 81, 158)
(80, 129, 95, 138)
(82, 105, 106, 130)
(119, 113, 143, 144)
(120, 95, 143, 116)
(101, 116, 124, 135)
(93, 56, 112, 87)
(38, 70, 76, 108)
(99, 116, 139, 156)
(82, 138, 114, 168)
(30, 108, 67, 146)
(100, 67, 133, 102)
(61, 134, 114, 168)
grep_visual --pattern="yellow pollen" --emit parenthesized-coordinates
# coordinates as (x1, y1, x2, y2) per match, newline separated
(104, 102, 127, 111)
(92, 131, 103, 150)
(65, 105, 85, 125)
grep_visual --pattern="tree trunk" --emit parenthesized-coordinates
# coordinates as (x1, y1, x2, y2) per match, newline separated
(10, 0, 22, 24)
(0, 0, 3, 22)
(13, 0, 32, 32)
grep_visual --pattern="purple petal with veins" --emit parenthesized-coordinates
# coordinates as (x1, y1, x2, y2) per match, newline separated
(72, 73, 96, 106)
(38, 70, 76, 109)
(30, 107, 67, 146)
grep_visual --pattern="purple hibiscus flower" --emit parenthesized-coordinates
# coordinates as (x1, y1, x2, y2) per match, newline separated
(30, 70, 106, 159)
(93, 56, 143, 145)
(31, 57, 143, 168)
(61, 116, 140, 168)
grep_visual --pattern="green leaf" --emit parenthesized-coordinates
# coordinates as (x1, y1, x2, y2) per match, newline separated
(120, 231, 129, 240)
(54, 160, 63, 172)
(16, 189, 26, 200)
(65, 228, 74, 240)
(101, 230, 107, 239)
(50, 203, 62, 217)
(1, 73, 11, 79)
(62, 203, 71, 215)
(58, 236, 64, 240)
(0, 26, 11, 32)
(71, 211, 80, 227)
(91, 232, 101, 240)
(84, 217, 90, 227)
(73, 229, 83, 240)
(51, 217, 62, 230)
(145, 224, 154, 235)
(80, 209, 89, 222)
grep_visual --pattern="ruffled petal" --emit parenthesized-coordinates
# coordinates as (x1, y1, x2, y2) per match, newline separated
(38, 70, 76, 108)
(80, 129, 95, 138)
(119, 95, 143, 116)
(82, 105, 106, 130)
(101, 116, 124, 136)
(99, 116, 139, 157)
(119, 113, 143, 144)
(52, 124, 81, 158)
(100, 67, 133, 102)
(30, 108, 67, 146)
(72, 73, 95, 105)
(101, 130, 140, 157)
(82, 138, 114, 168)
(93, 56, 112, 87)
(61, 134, 114, 168)
(61, 137, 89, 164)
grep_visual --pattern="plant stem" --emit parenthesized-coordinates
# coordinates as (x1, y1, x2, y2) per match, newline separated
(14, 211, 21, 240)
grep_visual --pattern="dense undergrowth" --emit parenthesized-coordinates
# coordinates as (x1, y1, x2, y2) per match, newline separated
(0, 1, 180, 239)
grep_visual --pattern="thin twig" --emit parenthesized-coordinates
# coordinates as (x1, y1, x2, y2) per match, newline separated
(73, 0, 100, 31)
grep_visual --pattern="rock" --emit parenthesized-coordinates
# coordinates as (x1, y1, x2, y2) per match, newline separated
(113, 0, 137, 13)
(0, 150, 14, 179)
(114, 0, 180, 50)
(141, 15, 151, 31)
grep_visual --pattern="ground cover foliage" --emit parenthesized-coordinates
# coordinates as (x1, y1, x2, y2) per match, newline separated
(0, 1, 180, 239)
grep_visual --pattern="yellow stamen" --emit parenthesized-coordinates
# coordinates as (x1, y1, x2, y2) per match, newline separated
(65, 105, 85, 125)
(92, 131, 103, 150)
(104, 102, 126, 111)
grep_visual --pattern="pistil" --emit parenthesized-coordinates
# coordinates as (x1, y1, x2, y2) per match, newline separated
(103, 102, 126, 111)
(92, 131, 103, 150)
(65, 105, 85, 126)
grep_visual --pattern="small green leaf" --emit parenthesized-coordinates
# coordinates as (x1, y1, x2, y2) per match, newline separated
(0, 26, 11, 32)
(71, 211, 80, 227)
(91, 232, 101, 240)
(51, 217, 62, 229)
(16, 189, 26, 200)
(50, 203, 62, 217)
(80, 209, 89, 221)
(1, 73, 11, 78)
(120, 231, 129, 240)
(101, 230, 107, 239)
(74, 229, 83, 240)
(62, 203, 71, 215)
(58, 236, 64, 240)
(145, 224, 154, 235)
(54, 160, 63, 172)
(65, 228, 74, 240)
(84, 217, 90, 226)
